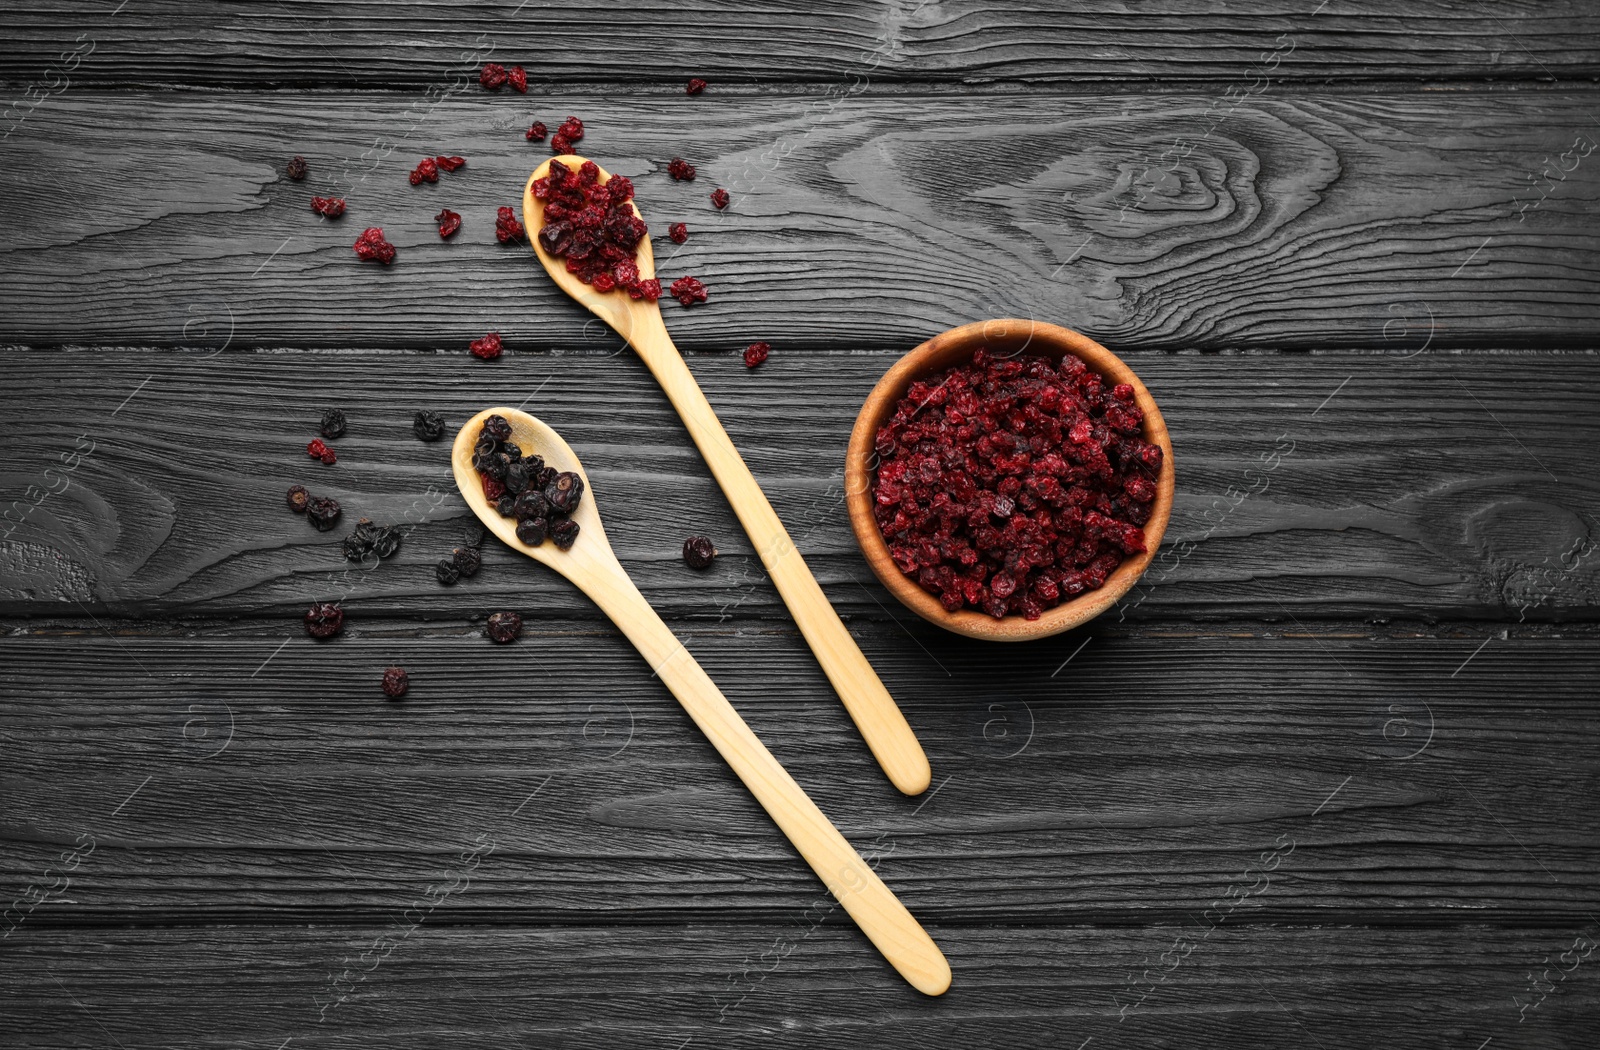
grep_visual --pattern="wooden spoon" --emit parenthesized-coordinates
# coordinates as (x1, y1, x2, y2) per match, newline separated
(522, 158, 931, 798)
(451, 407, 951, 996)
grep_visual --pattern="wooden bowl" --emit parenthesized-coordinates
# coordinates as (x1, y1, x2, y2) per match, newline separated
(845, 319, 1175, 642)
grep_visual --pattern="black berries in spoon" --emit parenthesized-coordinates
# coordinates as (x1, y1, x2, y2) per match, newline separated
(482, 414, 512, 442)
(320, 408, 347, 439)
(306, 496, 342, 531)
(475, 420, 583, 551)
(545, 471, 584, 515)
(486, 611, 523, 643)
(515, 517, 547, 546)
(413, 411, 446, 442)
(551, 518, 580, 550)
(305, 602, 344, 639)
(683, 535, 717, 569)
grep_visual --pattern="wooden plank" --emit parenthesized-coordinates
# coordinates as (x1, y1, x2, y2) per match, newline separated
(4, 1, 1597, 86)
(4, 627, 1597, 923)
(2, 349, 1597, 620)
(2, 923, 1596, 1047)
(4, 91, 1599, 350)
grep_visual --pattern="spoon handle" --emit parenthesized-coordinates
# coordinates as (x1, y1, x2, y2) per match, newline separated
(630, 324, 932, 796)
(582, 557, 951, 996)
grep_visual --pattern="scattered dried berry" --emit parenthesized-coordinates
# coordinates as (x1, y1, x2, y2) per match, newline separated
(320, 408, 347, 439)
(683, 535, 716, 569)
(435, 208, 462, 239)
(550, 132, 575, 155)
(343, 518, 402, 562)
(286, 155, 309, 180)
(668, 222, 688, 244)
(479, 63, 508, 90)
(287, 485, 310, 513)
(354, 227, 396, 264)
(507, 65, 527, 93)
(667, 157, 696, 181)
(311, 196, 346, 219)
(486, 611, 523, 643)
(307, 438, 331, 461)
(452, 547, 482, 578)
(871, 348, 1157, 620)
(409, 157, 439, 186)
(470, 331, 504, 360)
(743, 342, 770, 368)
(382, 666, 408, 698)
(515, 517, 547, 546)
(669, 276, 707, 307)
(306, 495, 342, 531)
(686, 78, 707, 95)
(436, 155, 467, 172)
(495, 206, 525, 244)
(463, 522, 488, 549)
(546, 518, 577, 550)
(304, 602, 345, 640)
(526, 121, 547, 142)
(710, 188, 730, 209)
(557, 116, 584, 141)
(413, 410, 446, 441)
(435, 558, 461, 585)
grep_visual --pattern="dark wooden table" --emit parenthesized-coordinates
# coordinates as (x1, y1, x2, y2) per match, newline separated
(4, 3, 1599, 1046)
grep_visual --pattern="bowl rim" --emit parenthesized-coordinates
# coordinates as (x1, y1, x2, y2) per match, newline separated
(844, 319, 1175, 642)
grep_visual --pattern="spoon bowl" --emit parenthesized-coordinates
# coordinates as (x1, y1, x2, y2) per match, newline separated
(451, 407, 951, 996)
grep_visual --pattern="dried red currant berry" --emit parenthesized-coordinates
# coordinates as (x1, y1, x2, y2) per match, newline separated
(668, 222, 688, 243)
(495, 206, 525, 243)
(320, 408, 347, 439)
(486, 611, 523, 643)
(479, 63, 508, 90)
(551, 518, 580, 550)
(306, 495, 341, 531)
(413, 410, 445, 441)
(408, 168, 424, 187)
(286, 155, 309, 180)
(353, 227, 396, 264)
(550, 132, 575, 155)
(382, 666, 408, 698)
(481, 473, 506, 502)
(629, 278, 661, 301)
(286, 485, 310, 513)
(686, 77, 707, 95)
(682, 535, 716, 569)
(320, 448, 337, 465)
(515, 517, 547, 546)
(592, 272, 616, 292)
(507, 65, 527, 93)
(434, 208, 462, 239)
(304, 602, 344, 640)
(433, 155, 465, 173)
(307, 438, 330, 460)
(710, 188, 730, 209)
(743, 342, 770, 368)
(526, 121, 547, 142)
(311, 196, 346, 219)
(544, 471, 584, 515)
(470, 331, 504, 360)
(669, 276, 707, 306)
(435, 558, 461, 585)
(667, 157, 696, 181)
(452, 547, 483, 577)
(557, 116, 584, 141)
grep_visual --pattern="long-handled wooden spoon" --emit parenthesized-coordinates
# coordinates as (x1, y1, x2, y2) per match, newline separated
(452, 407, 951, 996)
(522, 159, 931, 797)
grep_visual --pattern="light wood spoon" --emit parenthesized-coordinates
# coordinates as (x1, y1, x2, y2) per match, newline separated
(451, 407, 951, 996)
(522, 158, 931, 797)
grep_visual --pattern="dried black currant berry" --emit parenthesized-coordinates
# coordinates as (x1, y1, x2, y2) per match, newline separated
(522, 453, 545, 475)
(372, 526, 402, 559)
(504, 462, 531, 495)
(462, 523, 488, 549)
(453, 547, 482, 577)
(502, 443, 522, 464)
(495, 494, 517, 517)
(474, 437, 498, 459)
(320, 408, 347, 439)
(306, 496, 342, 531)
(352, 518, 380, 546)
(536, 466, 558, 490)
(682, 535, 716, 569)
(304, 602, 344, 639)
(483, 414, 512, 442)
(513, 490, 550, 521)
(478, 453, 508, 480)
(515, 517, 547, 546)
(435, 559, 461, 585)
(545, 471, 584, 514)
(486, 611, 523, 643)
(382, 666, 408, 698)
(413, 411, 446, 442)
(551, 518, 580, 550)
(286, 485, 310, 514)
(342, 533, 370, 561)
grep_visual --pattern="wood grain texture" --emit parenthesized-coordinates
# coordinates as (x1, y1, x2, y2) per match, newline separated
(5, 626, 1598, 924)
(3, 923, 1596, 1049)
(4, 91, 1600, 350)
(2, 349, 1595, 621)
(3, 1, 1597, 87)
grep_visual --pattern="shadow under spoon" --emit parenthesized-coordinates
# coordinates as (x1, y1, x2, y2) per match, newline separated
(451, 407, 951, 996)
